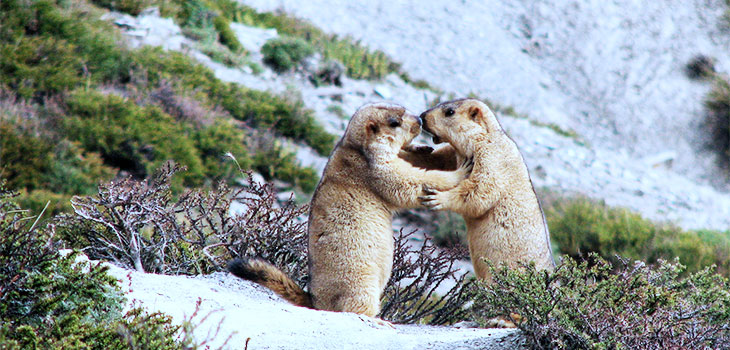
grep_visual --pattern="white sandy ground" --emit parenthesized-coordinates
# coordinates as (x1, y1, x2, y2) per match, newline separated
(105, 263, 524, 350)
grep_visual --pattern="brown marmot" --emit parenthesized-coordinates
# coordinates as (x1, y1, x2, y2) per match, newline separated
(418, 98, 555, 279)
(229, 102, 471, 318)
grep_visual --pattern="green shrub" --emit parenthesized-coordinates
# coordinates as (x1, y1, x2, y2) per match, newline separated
(0, 121, 115, 199)
(251, 140, 319, 193)
(0, 37, 82, 99)
(705, 77, 730, 169)
(47, 140, 116, 195)
(15, 189, 73, 217)
(176, 0, 245, 66)
(61, 89, 205, 186)
(196, 39, 247, 67)
(430, 211, 467, 248)
(211, 0, 400, 80)
(262, 37, 315, 72)
(1, 0, 133, 90)
(0, 184, 190, 349)
(132, 47, 335, 156)
(91, 0, 153, 16)
(0, 122, 53, 191)
(1, 0, 329, 195)
(213, 15, 243, 53)
(472, 255, 730, 349)
(193, 120, 250, 183)
(546, 196, 730, 275)
(685, 55, 716, 80)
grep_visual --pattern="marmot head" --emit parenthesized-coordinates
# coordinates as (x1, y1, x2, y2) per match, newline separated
(420, 98, 500, 146)
(342, 102, 422, 159)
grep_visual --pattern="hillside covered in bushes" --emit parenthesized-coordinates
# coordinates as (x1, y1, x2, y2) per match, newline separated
(0, 0, 343, 215)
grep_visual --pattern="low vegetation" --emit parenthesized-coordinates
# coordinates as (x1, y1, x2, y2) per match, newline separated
(546, 196, 730, 275)
(0, 183, 195, 349)
(685, 54, 716, 80)
(683, 54, 730, 175)
(704, 76, 730, 171)
(429, 211, 467, 249)
(15, 165, 730, 348)
(207, 0, 433, 87)
(0, 0, 332, 212)
(428, 194, 730, 276)
(262, 37, 315, 72)
(472, 255, 730, 350)
(56, 162, 473, 324)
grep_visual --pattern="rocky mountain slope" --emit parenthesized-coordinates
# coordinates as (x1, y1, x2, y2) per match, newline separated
(113, 1, 730, 231)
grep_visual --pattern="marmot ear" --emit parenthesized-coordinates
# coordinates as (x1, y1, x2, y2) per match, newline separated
(468, 106, 482, 120)
(367, 121, 379, 135)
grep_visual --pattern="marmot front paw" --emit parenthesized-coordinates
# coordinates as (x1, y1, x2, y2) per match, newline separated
(419, 185, 452, 211)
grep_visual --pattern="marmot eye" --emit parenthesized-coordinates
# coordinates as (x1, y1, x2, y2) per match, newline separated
(388, 117, 401, 128)
(444, 108, 455, 117)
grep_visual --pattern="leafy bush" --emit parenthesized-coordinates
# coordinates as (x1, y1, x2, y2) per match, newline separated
(91, 0, 153, 16)
(1, 0, 133, 94)
(262, 37, 315, 72)
(547, 197, 658, 262)
(0, 0, 329, 198)
(213, 15, 243, 53)
(546, 196, 730, 275)
(15, 189, 73, 217)
(132, 47, 335, 156)
(176, 0, 245, 66)
(685, 54, 716, 80)
(0, 122, 53, 191)
(193, 120, 250, 183)
(0, 182, 190, 349)
(0, 36, 83, 99)
(705, 77, 730, 169)
(249, 131, 319, 193)
(61, 89, 205, 186)
(47, 140, 115, 195)
(428, 211, 467, 249)
(196, 39, 247, 67)
(472, 255, 730, 350)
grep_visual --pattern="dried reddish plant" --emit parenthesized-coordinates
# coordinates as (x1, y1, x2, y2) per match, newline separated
(379, 229, 475, 325)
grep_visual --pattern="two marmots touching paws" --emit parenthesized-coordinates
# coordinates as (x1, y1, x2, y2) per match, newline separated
(228, 98, 554, 322)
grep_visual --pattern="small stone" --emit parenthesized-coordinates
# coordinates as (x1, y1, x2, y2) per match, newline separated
(374, 84, 393, 99)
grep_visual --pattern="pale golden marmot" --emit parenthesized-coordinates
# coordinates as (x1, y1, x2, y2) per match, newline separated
(418, 98, 555, 279)
(230, 102, 471, 318)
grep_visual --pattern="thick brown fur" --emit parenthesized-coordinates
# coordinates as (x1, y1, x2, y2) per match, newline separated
(419, 98, 555, 280)
(228, 258, 313, 308)
(229, 103, 470, 317)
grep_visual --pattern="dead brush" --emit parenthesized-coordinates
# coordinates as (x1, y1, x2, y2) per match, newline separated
(379, 229, 476, 325)
(60, 161, 308, 279)
(62, 162, 476, 324)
